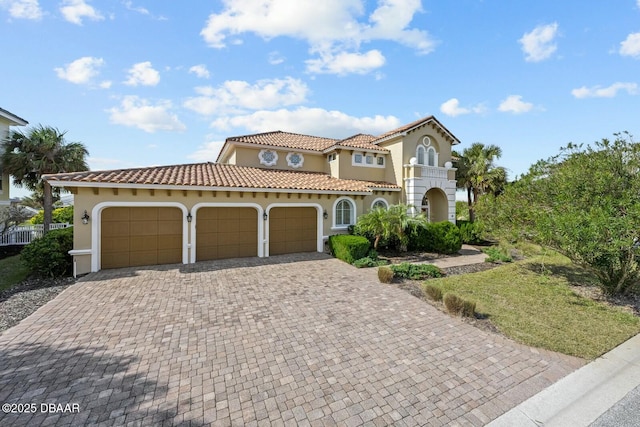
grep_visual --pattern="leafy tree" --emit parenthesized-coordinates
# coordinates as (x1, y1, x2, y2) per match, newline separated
(453, 142, 507, 222)
(1, 125, 88, 233)
(478, 133, 640, 296)
(0, 205, 31, 235)
(20, 188, 61, 210)
(29, 205, 74, 225)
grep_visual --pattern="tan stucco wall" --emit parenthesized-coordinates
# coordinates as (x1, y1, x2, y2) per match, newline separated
(69, 186, 399, 275)
(226, 146, 326, 173)
(336, 152, 386, 182)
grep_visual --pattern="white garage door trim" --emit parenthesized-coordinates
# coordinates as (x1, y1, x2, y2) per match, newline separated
(190, 203, 265, 264)
(91, 202, 189, 272)
(265, 203, 323, 257)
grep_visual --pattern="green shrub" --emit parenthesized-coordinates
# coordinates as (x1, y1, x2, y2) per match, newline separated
(423, 284, 443, 301)
(457, 220, 484, 244)
(406, 222, 434, 251)
(443, 293, 465, 316)
(390, 263, 443, 280)
(29, 206, 74, 225)
(353, 257, 388, 268)
(328, 234, 371, 264)
(483, 246, 513, 263)
(430, 221, 463, 254)
(21, 227, 74, 277)
(378, 266, 394, 283)
(462, 299, 477, 318)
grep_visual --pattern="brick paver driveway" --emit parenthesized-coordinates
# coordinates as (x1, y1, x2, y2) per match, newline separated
(0, 253, 584, 426)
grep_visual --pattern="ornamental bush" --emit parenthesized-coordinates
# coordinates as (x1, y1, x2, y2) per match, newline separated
(328, 234, 371, 264)
(457, 220, 484, 244)
(378, 266, 394, 283)
(21, 227, 74, 277)
(29, 206, 74, 225)
(389, 263, 443, 280)
(430, 221, 462, 255)
(423, 284, 443, 301)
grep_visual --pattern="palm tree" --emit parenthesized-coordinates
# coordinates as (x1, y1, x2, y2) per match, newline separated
(1, 125, 88, 233)
(355, 204, 426, 251)
(453, 142, 507, 222)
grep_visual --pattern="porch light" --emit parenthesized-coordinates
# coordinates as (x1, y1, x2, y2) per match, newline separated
(81, 210, 90, 225)
(323, 210, 328, 219)
(187, 213, 193, 223)
(263, 212, 268, 220)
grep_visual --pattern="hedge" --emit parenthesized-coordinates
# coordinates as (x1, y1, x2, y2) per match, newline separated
(407, 221, 462, 254)
(21, 227, 74, 277)
(328, 235, 371, 264)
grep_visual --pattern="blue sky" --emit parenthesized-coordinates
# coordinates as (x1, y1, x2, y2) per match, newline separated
(2, 0, 640, 199)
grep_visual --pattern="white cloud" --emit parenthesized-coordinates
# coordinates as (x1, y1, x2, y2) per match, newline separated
(122, 0, 148, 15)
(305, 49, 385, 75)
(184, 77, 309, 116)
(108, 96, 186, 133)
(620, 32, 640, 58)
(188, 138, 226, 162)
(439, 98, 486, 117)
(498, 95, 534, 114)
(211, 107, 401, 138)
(189, 64, 210, 79)
(200, 0, 435, 75)
(519, 22, 559, 62)
(572, 82, 638, 98)
(124, 61, 160, 86)
(268, 51, 285, 65)
(440, 98, 469, 117)
(60, 0, 104, 25)
(1, 0, 42, 20)
(54, 56, 106, 85)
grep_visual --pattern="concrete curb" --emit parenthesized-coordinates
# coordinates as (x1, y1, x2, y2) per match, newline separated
(487, 333, 640, 427)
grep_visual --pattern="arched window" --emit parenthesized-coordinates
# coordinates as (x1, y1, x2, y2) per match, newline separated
(427, 146, 436, 166)
(416, 146, 426, 165)
(371, 198, 389, 211)
(333, 197, 355, 228)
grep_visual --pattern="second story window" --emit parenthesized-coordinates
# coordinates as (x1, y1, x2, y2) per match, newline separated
(354, 154, 363, 163)
(259, 149, 278, 166)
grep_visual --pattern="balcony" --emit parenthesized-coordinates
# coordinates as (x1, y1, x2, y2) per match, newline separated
(404, 164, 456, 181)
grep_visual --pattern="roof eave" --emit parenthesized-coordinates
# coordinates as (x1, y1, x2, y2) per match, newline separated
(0, 108, 28, 126)
(45, 180, 385, 195)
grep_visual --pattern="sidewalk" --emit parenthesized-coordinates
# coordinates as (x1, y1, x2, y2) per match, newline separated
(487, 332, 640, 426)
(426, 244, 488, 268)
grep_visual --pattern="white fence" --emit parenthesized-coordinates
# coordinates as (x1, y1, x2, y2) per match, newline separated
(0, 223, 71, 246)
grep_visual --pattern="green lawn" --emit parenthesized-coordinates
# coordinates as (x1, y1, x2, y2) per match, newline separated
(0, 255, 30, 292)
(429, 252, 640, 359)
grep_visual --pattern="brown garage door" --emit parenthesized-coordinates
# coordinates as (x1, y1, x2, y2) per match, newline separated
(101, 207, 183, 269)
(196, 207, 258, 261)
(269, 207, 317, 255)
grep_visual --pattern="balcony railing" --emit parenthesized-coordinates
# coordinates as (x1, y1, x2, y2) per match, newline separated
(421, 166, 449, 179)
(0, 223, 71, 246)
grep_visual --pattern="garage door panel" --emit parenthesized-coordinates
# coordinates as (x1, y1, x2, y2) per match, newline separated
(158, 235, 181, 250)
(196, 207, 258, 261)
(158, 249, 181, 264)
(269, 207, 317, 255)
(101, 207, 182, 269)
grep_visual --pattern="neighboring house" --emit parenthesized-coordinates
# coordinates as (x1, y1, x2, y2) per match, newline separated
(44, 115, 460, 274)
(0, 108, 29, 206)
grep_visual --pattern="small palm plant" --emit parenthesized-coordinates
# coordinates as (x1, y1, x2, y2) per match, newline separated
(355, 204, 427, 251)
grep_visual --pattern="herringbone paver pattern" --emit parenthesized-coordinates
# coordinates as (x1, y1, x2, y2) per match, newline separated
(0, 253, 584, 426)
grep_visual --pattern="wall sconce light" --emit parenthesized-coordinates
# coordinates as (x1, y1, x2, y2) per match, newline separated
(81, 210, 90, 225)
(323, 210, 328, 219)
(263, 212, 268, 221)
(187, 213, 193, 223)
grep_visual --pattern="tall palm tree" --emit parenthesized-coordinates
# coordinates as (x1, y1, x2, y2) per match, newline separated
(1, 125, 88, 233)
(453, 142, 507, 222)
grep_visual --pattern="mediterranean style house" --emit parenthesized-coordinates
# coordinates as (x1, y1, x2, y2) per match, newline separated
(45, 115, 460, 274)
(0, 108, 28, 206)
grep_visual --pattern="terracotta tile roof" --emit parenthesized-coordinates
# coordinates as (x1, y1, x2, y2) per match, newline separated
(228, 131, 338, 152)
(330, 134, 388, 153)
(45, 163, 400, 193)
(373, 115, 460, 145)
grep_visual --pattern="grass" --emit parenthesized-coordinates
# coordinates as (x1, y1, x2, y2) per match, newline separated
(0, 255, 30, 292)
(427, 251, 640, 359)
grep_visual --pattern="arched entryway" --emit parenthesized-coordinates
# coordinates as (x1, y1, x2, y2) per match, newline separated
(421, 188, 448, 222)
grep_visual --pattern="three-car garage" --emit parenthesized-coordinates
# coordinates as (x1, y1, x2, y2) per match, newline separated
(99, 204, 321, 270)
